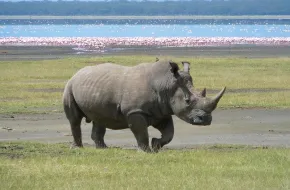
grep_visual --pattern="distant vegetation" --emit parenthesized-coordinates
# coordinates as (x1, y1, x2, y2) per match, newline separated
(0, 0, 289, 16)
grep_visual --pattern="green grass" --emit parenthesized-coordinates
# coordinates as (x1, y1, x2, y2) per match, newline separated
(0, 142, 290, 190)
(1, 55, 290, 114)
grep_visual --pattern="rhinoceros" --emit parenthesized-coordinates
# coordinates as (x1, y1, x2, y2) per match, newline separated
(63, 60, 226, 152)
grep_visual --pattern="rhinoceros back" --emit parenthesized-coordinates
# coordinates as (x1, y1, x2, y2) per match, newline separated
(66, 63, 126, 119)
(65, 63, 153, 122)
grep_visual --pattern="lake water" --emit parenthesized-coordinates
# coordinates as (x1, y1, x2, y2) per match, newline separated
(1, 22, 290, 37)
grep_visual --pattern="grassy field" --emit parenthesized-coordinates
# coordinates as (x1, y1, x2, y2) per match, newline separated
(0, 55, 290, 114)
(1, 56, 290, 190)
(0, 141, 289, 190)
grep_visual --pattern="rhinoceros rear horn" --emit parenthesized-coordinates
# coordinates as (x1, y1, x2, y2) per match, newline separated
(200, 88, 206, 97)
(210, 87, 226, 107)
(181, 61, 190, 73)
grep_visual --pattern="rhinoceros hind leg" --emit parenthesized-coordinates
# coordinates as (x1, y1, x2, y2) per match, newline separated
(63, 94, 84, 148)
(91, 121, 107, 148)
(128, 113, 151, 153)
(152, 116, 174, 152)
(68, 117, 83, 148)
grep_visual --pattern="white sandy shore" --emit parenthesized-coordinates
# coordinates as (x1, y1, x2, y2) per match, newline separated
(1, 15, 290, 20)
(1, 37, 290, 53)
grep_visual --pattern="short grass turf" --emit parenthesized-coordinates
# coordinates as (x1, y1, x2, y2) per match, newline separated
(1, 55, 290, 114)
(0, 142, 290, 190)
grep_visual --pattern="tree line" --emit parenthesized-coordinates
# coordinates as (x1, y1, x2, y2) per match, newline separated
(0, 0, 289, 16)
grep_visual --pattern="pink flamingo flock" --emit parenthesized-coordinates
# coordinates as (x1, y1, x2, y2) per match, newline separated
(1, 37, 290, 51)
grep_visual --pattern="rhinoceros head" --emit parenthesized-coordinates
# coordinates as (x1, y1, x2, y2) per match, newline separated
(168, 61, 226, 126)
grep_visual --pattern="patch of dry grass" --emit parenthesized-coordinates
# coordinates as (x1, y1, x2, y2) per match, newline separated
(0, 56, 290, 113)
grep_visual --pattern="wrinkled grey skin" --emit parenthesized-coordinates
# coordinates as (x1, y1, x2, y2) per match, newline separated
(63, 60, 226, 152)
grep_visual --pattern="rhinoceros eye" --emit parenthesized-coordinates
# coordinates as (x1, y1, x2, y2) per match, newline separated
(184, 96, 190, 104)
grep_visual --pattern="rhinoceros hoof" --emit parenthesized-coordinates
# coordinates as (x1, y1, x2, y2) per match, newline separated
(70, 143, 83, 149)
(95, 144, 108, 149)
(151, 138, 162, 152)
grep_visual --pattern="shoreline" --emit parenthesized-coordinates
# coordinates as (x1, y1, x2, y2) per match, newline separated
(1, 37, 290, 53)
(1, 44, 290, 60)
(1, 15, 290, 20)
(1, 36, 290, 60)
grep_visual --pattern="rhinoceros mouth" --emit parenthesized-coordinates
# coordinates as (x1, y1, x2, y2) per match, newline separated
(193, 116, 203, 123)
(191, 115, 212, 126)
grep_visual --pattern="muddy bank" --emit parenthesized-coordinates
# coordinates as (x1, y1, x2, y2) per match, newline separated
(1, 45, 290, 61)
(1, 108, 290, 149)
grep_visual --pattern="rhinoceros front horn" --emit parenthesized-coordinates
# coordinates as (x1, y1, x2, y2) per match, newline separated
(209, 87, 226, 108)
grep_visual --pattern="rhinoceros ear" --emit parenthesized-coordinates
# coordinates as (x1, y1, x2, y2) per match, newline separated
(181, 61, 190, 73)
(169, 61, 179, 75)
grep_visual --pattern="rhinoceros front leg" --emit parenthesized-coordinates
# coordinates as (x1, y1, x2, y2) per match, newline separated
(91, 121, 107, 148)
(128, 113, 151, 153)
(152, 116, 174, 152)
